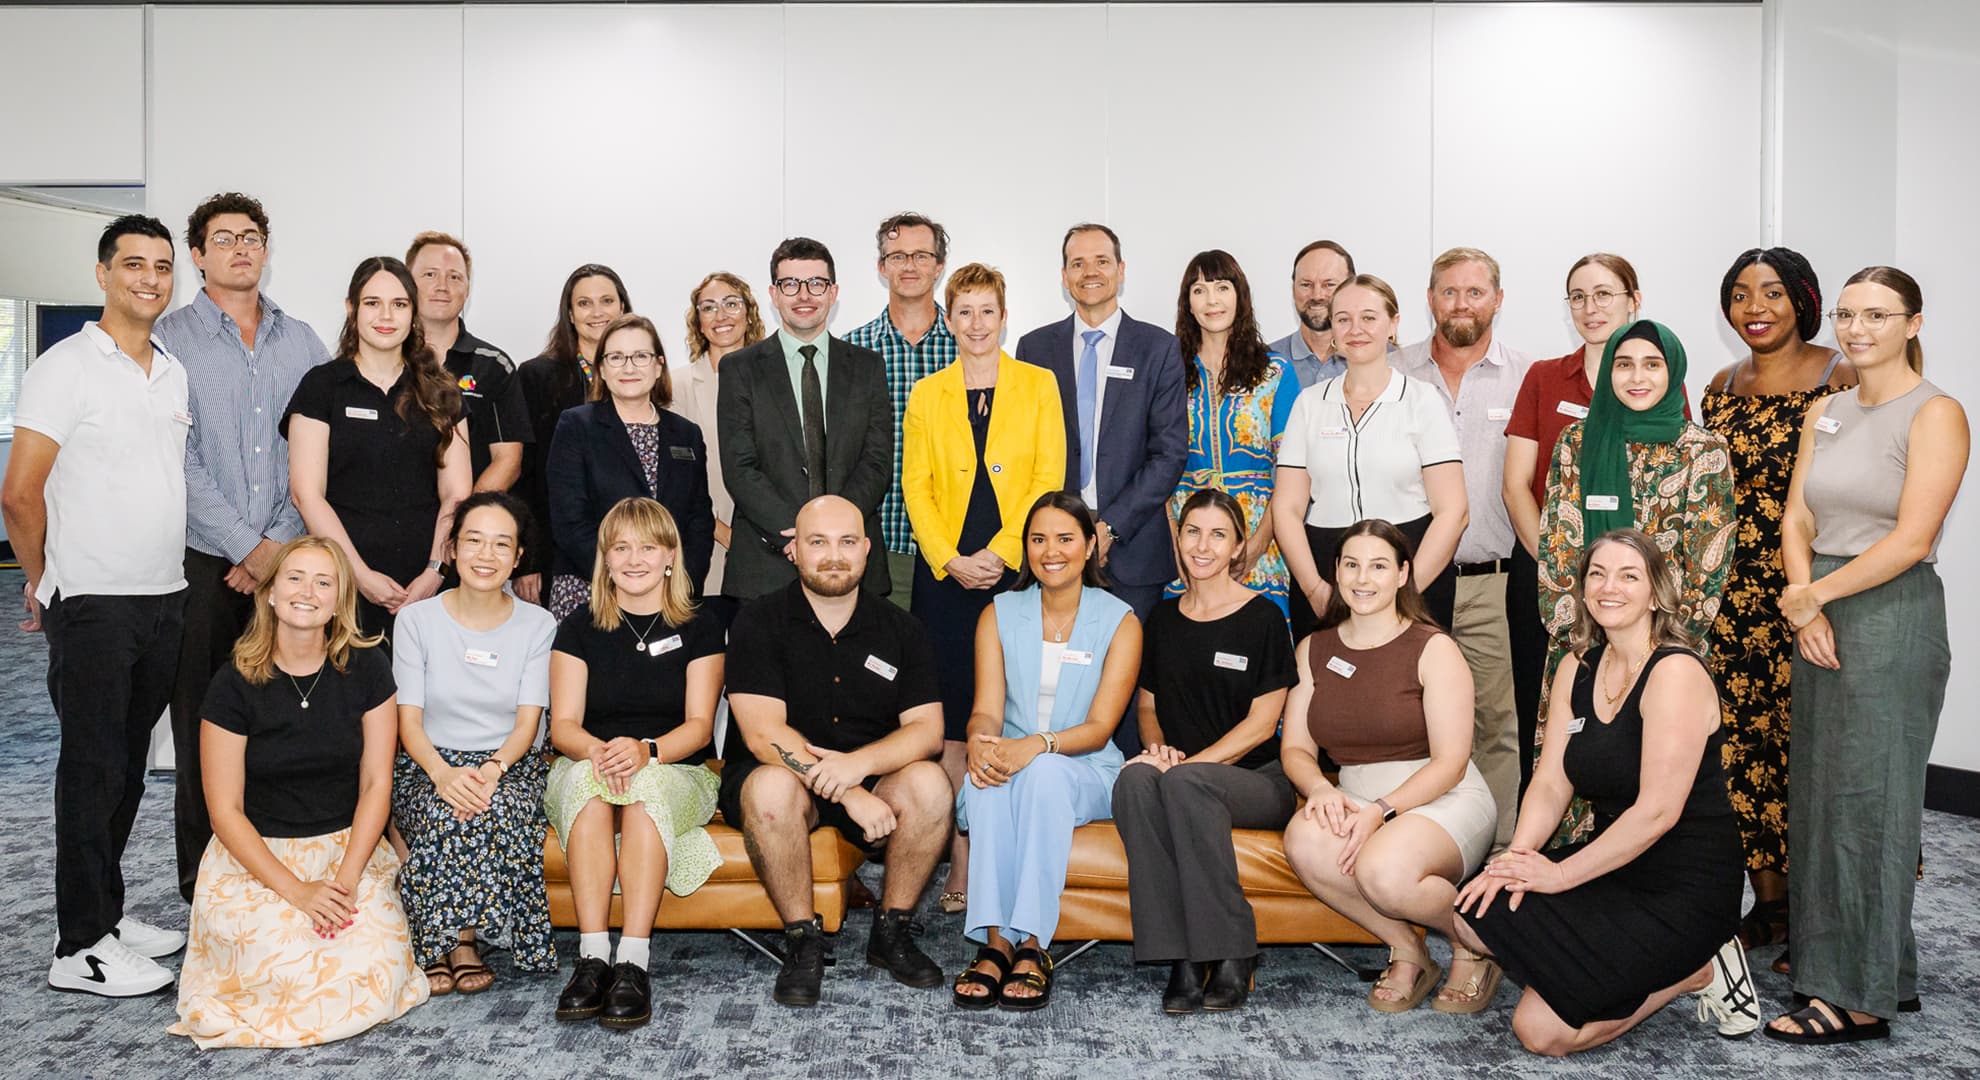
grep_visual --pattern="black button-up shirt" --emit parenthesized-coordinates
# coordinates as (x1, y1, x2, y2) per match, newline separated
(442, 320, 531, 482)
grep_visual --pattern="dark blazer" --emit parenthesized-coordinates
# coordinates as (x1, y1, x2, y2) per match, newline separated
(716, 332, 893, 599)
(515, 354, 590, 578)
(1014, 311, 1188, 587)
(545, 401, 715, 590)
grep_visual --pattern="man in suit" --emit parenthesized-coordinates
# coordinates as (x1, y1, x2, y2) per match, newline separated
(1015, 223, 1186, 752)
(718, 237, 894, 599)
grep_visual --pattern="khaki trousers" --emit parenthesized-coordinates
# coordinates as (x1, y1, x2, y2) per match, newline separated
(1452, 572, 1519, 847)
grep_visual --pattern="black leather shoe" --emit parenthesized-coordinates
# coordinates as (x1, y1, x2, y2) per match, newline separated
(1163, 961, 1208, 1014)
(1201, 956, 1257, 1011)
(598, 962, 651, 1030)
(556, 956, 610, 1021)
(773, 917, 828, 1007)
(867, 909, 942, 988)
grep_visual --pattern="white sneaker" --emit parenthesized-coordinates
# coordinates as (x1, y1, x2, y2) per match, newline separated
(115, 916, 186, 959)
(1695, 936, 1760, 1038)
(48, 932, 175, 997)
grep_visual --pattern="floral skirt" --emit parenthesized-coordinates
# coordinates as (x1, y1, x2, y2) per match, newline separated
(544, 756, 722, 896)
(170, 829, 429, 1049)
(392, 749, 557, 971)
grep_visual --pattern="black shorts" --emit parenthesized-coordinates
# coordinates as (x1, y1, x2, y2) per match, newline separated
(716, 758, 888, 854)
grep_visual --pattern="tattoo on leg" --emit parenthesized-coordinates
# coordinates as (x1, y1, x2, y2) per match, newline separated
(773, 743, 812, 776)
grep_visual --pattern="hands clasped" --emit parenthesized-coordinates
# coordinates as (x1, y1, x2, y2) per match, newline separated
(967, 733, 1043, 788)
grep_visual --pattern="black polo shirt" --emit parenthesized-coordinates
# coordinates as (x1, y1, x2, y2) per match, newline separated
(442, 321, 531, 482)
(726, 580, 940, 754)
(281, 360, 444, 585)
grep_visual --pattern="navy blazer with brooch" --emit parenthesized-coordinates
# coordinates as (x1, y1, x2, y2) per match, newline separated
(545, 401, 715, 590)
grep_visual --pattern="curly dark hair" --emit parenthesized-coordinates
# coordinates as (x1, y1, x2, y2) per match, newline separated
(1720, 247, 1822, 342)
(185, 192, 269, 254)
(1174, 249, 1274, 396)
(334, 256, 461, 466)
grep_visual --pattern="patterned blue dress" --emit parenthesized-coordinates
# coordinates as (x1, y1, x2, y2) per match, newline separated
(1166, 354, 1303, 616)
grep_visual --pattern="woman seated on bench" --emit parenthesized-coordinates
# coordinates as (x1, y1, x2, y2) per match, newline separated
(1113, 488, 1296, 1014)
(952, 491, 1140, 1012)
(545, 497, 724, 1031)
(1280, 519, 1497, 1014)
(172, 537, 427, 1048)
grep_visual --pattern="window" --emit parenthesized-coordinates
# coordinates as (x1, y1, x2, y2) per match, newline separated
(0, 297, 32, 439)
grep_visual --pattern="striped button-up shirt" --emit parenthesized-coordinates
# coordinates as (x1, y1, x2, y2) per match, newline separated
(843, 304, 955, 555)
(1394, 335, 1535, 564)
(155, 289, 329, 562)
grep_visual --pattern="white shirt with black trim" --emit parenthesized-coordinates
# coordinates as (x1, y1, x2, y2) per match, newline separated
(1278, 368, 1462, 529)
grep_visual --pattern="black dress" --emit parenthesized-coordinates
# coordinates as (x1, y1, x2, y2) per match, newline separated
(1467, 645, 1742, 1028)
(515, 354, 591, 581)
(909, 386, 1016, 741)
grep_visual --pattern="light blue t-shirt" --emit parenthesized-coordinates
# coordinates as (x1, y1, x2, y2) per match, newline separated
(392, 594, 557, 751)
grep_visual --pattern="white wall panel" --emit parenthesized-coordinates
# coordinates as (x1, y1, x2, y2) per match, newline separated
(0, 7, 145, 184)
(0, 197, 114, 303)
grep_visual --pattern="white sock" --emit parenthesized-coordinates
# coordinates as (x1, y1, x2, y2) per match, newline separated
(579, 932, 610, 961)
(615, 936, 650, 970)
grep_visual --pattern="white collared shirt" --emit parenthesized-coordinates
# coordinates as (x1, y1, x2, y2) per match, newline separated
(1278, 367, 1462, 529)
(15, 323, 190, 602)
(1394, 336, 1534, 563)
(1072, 306, 1125, 508)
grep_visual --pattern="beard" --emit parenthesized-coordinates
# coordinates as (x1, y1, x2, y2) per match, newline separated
(1298, 300, 1331, 333)
(798, 561, 861, 598)
(1437, 310, 1495, 348)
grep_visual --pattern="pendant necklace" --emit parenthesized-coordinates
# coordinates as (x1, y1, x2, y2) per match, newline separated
(626, 610, 665, 654)
(287, 666, 326, 710)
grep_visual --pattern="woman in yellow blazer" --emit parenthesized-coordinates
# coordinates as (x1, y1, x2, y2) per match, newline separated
(902, 262, 1065, 912)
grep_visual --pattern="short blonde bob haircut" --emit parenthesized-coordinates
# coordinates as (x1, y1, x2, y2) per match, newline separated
(588, 496, 697, 631)
(944, 262, 1007, 314)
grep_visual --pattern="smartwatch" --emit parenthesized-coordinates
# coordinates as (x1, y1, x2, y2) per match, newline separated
(425, 558, 444, 573)
(1375, 798, 1397, 823)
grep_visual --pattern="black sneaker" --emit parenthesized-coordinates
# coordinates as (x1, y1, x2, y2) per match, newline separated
(599, 962, 651, 1031)
(866, 908, 941, 988)
(773, 917, 828, 1007)
(556, 956, 610, 1020)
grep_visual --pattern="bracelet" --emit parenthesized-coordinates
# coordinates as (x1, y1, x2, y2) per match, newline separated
(1037, 730, 1058, 755)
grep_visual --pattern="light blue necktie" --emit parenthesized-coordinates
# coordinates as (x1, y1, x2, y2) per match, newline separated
(1077, 329, 1105, 488)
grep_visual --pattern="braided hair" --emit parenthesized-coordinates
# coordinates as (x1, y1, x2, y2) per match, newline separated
(1720, 247, 1822, 342)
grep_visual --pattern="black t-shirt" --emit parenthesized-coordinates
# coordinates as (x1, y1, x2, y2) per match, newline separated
(443, 322, 532, 482)
(281, 360, 447, 583)
(201, 646, 396, 838)
(553, 605, 723, 759)
(1138, 594, 1295, 770)
(725, 581, 940, 754)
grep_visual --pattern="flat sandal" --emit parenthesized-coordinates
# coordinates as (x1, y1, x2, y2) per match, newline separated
(999, 946, 1055, 1012)
(1430, 945, 1501, 1015)
(953, 945, 1010, 1011)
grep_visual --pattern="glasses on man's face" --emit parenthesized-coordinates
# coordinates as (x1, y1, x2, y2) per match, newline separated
(601, 351, 658, 369)
(1566, 289, 1624, 310)
(206, 230, 265, 251)
(696, 296, 747, 316)
(774, 277, 834, 297)
(1828, 308, 1912, 331)
(882, 251, 939, 269)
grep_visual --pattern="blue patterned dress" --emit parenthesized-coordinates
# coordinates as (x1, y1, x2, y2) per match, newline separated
(1166, 354, 1303, 616)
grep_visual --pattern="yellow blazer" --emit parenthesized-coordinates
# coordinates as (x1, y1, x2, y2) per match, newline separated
(902, 353, 1066, 576)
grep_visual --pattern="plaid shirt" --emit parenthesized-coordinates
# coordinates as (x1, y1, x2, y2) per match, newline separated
(843, 305, 956, 555)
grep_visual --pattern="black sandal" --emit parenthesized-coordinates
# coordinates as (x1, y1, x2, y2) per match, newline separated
(998, 946, 1054, 1012)
(1794, 991, 1919, 1014)
(952, 945, 1011, 1010)
(1737, 898, 1789, 950)
(1762, 999, 1891, 1045)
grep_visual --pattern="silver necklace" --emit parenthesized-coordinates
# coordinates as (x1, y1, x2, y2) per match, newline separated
(286, 666, 326, 710)
(626, 610, 665, 654)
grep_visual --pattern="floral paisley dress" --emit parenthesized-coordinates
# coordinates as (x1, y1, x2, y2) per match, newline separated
(1166, 355, 1303, 616)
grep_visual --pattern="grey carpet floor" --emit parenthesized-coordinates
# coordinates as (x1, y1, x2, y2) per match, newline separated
(0, 570, 1973, 1078)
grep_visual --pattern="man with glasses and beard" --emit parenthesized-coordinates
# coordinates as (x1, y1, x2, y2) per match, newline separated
(720, 495, 951, 1007)
(1394, 247, 1534, 850)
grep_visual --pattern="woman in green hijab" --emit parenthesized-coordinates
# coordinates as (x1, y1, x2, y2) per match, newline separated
(1533, 320, 1736, 750)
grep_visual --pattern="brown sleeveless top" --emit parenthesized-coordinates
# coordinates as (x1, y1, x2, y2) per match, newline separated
(1305, 621, 1439, 766)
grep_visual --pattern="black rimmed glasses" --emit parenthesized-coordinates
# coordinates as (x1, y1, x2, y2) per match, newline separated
(600, 351, 659, 369)
(773, 276, 834, 297)
(882, 251, 939, 269)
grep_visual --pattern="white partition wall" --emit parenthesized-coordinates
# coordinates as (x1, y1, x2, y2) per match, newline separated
(0, 6, 145, 185)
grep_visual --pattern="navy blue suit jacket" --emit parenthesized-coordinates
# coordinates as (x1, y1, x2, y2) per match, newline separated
(545, 401, 715, 590)
(1014, 311, 1187, 587)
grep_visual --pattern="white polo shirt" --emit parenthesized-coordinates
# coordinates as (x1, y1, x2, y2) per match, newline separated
(1278, 368, 1462, 529)
(14, 323, 190, 603)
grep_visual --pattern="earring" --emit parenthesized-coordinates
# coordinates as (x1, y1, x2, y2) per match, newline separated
(663, 565, 673, 577)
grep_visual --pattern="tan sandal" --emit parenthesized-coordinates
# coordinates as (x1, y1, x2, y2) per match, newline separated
(938, 891, 967, 914)
(1368, 953, 1442, 1013)
(1431, 944, 1502, 1014)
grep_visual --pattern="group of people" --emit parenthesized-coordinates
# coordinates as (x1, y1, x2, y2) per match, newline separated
(3, 194, 1965, 1057)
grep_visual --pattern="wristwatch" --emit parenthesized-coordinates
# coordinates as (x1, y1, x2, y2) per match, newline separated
(642, 738, 662, 763)
(1375, 798, 1397, 823)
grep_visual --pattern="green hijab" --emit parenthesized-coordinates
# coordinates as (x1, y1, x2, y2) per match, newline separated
(1579, 318, 1689, 537)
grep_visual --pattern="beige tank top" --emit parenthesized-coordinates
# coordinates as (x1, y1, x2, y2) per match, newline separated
(1803, 379, 1948, 561)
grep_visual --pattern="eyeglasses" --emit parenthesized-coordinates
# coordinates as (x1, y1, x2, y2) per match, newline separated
(1828, 308, 1912, 330)
(773, 276, 834, 297)
(600, 351, 658, 369)
(206, 230, 265, 251)
(696, 296, 747, 316)
(1566, 289, 1625, 309)
(882, 251, 939, 269)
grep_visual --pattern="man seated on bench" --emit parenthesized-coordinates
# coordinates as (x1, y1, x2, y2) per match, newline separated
(721, 495, 952, 1007)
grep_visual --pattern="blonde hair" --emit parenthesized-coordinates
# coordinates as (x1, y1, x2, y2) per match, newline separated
(588, 497, 697, 630)
(1429, 246, 1501, 291)
(1567, 529, 1701, 658)
(944, 262, 1007, 313)
(684, 271, 767, 361)
(231, 536, 380, 686)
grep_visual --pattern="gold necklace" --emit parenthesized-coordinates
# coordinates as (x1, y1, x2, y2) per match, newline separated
(1603, 646, 1646, 707)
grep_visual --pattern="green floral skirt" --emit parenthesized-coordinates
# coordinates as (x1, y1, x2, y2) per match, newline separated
(544, 756, 722, 896)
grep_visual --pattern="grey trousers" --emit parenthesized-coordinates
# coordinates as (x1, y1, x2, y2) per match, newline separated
(1112, 760, 1297, 963)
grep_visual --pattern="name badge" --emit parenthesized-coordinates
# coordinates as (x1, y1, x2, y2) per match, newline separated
(1317, 425, 1350, 439)
(1585, 494, 1620, 512)
(1325, 655, 1357, 678)
(1815, 416, 1841, 434)
(345, 406, 379, 421)
(1105, 364, 1135, 380)
(1556, 401, 1590, 419)
(1213, 651, 1249, 672)
(1060, 649, 1095, 666)
(1564, 716, 1587, 735)
(463, 648, 499, 668)
(865, 654, 899, 681)
(172, 409, 194, 426)
(650, 634, 683, 657)
(669, 445, 697, 461)
(1487, 407, 1513, 422)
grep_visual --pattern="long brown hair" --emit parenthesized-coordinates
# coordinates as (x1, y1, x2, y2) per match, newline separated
(1843, 265, 1926, 373)
(1319, 519, 1436, 630)
(683, 271, 765, 361)
(1175, 249, 1273, 396)
(589, 497, 697, 631)
(231, 536, 380, 686)
(1567, 529, 1700, 658)
(334, 256, 461, 466)
(1014, 490, 1108, 590)
(541, 264, 633, 401)
(588, 314, 672, 409)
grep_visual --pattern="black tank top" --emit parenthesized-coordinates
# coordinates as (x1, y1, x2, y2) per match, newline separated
(1564, 645, 1733, 832)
